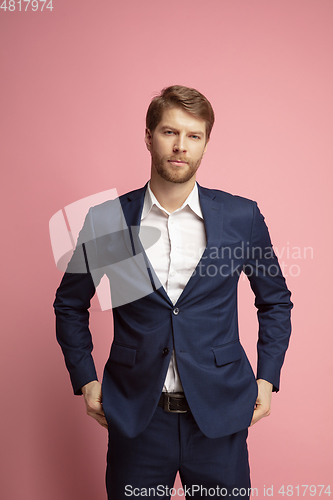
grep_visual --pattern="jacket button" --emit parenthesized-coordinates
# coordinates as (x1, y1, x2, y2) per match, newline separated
(163, 347, 169, 356)
(173, 307, 180, 315)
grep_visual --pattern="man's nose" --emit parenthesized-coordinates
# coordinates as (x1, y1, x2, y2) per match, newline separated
(173, 136, 187, 152)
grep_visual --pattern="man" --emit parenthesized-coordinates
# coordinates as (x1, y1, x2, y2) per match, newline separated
(54, 85, 292, 499)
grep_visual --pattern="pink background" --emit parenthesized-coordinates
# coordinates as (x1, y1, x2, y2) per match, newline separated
(1, 0, 332, 498)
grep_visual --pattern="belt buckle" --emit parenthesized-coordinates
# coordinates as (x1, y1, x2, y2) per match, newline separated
(163, 393, 188, 414)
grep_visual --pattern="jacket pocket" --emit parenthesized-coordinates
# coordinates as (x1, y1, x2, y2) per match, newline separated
(110, 343, 137, 367)
(212, 341, 242, 366)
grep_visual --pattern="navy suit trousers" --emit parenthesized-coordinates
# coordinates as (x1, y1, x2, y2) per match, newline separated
(106, 405, 251, 499)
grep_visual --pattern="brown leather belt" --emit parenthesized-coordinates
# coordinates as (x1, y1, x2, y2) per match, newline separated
(158, 392, 189, 413)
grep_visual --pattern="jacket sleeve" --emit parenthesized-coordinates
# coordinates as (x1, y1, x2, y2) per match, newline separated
(53, 208, 102, 395)
(243, 202, 293, 392)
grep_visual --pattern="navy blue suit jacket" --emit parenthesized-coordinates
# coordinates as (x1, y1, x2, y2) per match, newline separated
(54, 184, 292, 438)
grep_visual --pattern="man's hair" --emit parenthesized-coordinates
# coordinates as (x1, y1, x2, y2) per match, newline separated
(146, 85, 215, 140)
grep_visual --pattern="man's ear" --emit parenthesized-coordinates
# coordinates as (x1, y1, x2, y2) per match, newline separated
(145, 128, 152, 151)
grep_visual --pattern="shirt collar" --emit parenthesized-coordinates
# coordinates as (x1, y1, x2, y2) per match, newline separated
(141, 181, 203, 220)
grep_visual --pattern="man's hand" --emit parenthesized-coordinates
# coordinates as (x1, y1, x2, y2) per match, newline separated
(250, 379, 273, 426)
(81, 380, 108, 429)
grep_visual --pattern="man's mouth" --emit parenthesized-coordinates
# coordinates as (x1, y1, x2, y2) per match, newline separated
(167, 159, 188, 166)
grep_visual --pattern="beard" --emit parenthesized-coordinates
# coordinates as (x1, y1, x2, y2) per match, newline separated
(151, 151, 203, 184)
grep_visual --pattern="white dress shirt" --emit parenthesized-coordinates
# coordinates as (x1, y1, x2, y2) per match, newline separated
(139, 182, 206, 392)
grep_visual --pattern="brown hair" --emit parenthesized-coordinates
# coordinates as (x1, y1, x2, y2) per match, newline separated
(146, 85, 215, 140)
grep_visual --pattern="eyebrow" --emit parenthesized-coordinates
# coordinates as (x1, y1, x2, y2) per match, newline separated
(160, 126, 204, 136)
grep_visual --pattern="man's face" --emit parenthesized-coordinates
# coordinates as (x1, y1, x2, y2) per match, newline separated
(145, 107, 208, 184)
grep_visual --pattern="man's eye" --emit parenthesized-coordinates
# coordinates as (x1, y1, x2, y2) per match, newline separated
(165, 131, 174, 135)
(191, 135, 200, 139)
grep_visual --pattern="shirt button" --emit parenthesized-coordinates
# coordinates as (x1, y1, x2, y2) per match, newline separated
(173, 307, 180, 315)
(162, 347, 170, 356)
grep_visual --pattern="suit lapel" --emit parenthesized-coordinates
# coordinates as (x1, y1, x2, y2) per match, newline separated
(120, 185, 147, 228)
(198, 185, 223, 250)
(120, 184, 172, 304)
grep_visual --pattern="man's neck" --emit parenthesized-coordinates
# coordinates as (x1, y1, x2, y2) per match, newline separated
(149, 176, 196, 213)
